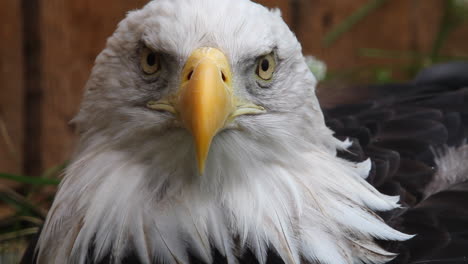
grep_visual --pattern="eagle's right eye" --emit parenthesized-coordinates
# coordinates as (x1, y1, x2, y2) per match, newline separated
(256, 53, 276, 81)
(140, 46, 160, 75)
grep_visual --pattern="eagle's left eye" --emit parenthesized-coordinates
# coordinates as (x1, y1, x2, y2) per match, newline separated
(140, 47, 160, 75)
(256, 53, 276, 81)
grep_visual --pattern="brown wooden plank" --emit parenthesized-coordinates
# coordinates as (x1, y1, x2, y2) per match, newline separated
(295, 0, 444, 73)
(442, 23, 468, 59)
(0, 0, 24, 176)
(39, 0, 148, 170)
(22, 0, 43, 177)
(409, 0, 445, 54)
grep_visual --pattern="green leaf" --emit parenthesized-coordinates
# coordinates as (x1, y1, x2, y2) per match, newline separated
(41, 162, 67, 178)
(0, 173, 60, 186)
(375, 69, 393, 83)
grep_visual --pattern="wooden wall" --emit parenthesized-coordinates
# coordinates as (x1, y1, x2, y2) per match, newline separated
(39, 0, 149, 172)
(0, 0, 465, 175)
(0, 0, 24, 181)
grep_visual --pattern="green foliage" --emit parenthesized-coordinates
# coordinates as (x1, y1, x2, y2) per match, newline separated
(0, 163, 64, 252)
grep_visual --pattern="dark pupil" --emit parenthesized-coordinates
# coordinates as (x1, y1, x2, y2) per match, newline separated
(261, 59, 269, 72)
(147, 53, 156, 66)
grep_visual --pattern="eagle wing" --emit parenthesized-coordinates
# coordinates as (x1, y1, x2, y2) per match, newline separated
(324, 62, 468, 264)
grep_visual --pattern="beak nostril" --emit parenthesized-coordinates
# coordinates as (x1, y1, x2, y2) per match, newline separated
(221, 71, 227, 82)
(187, 70, 194, 81)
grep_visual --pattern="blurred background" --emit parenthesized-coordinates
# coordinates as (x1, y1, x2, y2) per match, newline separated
(0, 0, 467, 261)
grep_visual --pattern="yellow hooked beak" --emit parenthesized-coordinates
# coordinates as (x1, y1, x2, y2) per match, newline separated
(147, 47, 265, 174)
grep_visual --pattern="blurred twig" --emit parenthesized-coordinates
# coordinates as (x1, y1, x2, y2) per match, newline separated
(0, 114, 20, 166)
(430, 0, 458, 62)
(0, 227, 38, 242)
(0, 215, 43, 227)
(322, 0, 388, 47)
(0, 187, 47, 219)
(0, 173, 60, 186)
(431, 0, 468, 62)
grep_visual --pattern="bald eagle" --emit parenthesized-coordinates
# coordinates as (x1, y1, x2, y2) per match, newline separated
(22, 0, 468, 263)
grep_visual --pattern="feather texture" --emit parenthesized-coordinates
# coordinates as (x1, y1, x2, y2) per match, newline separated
(32, 0, 414, 263)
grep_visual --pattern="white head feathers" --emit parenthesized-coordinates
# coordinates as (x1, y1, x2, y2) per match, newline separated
(36, 0, 411, 263)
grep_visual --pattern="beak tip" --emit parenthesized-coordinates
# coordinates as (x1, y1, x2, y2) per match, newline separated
(197, 164, 205, 175)
(195, 142, 210, 176)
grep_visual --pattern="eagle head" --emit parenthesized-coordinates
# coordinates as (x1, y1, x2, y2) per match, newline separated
(36, 1, 411, 263)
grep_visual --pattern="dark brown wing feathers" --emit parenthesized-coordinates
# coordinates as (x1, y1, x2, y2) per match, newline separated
(325, 62, 468, 264)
